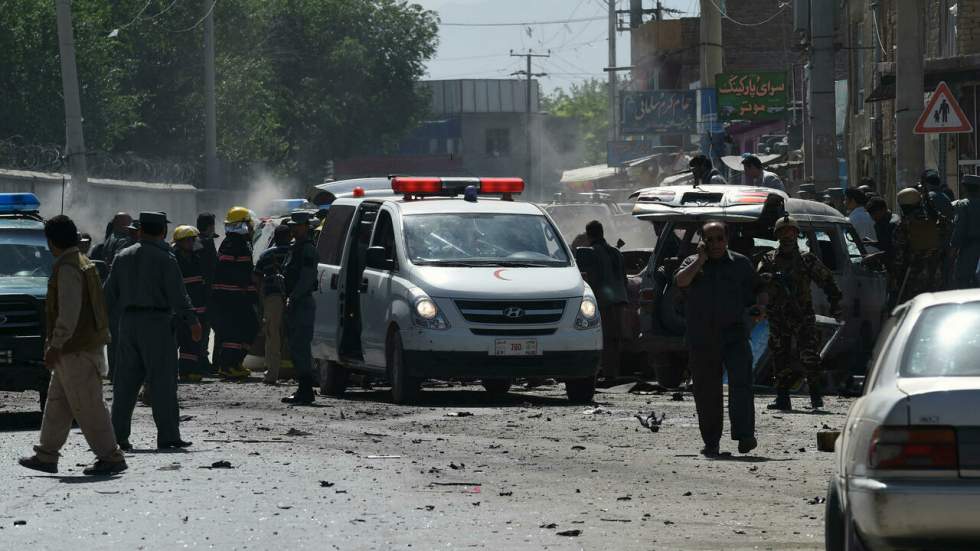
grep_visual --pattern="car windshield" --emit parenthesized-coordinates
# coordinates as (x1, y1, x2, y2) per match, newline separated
(403, 213, 570, 267)
(902, 301, 980, 377)
(0, 233, 53, 277)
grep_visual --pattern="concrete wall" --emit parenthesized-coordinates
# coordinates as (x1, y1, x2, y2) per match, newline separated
(0, 168, 250, 239)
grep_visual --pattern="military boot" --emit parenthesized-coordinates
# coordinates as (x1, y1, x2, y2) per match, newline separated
(767, 390, 792, 411)
(810, 392, 824, 409)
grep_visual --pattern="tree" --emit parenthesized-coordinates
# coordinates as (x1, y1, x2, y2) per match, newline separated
(0, 0, 438, 184)
(542, 79, 609, 166)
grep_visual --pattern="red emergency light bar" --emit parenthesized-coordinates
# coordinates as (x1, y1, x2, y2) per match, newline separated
(390, 177, 525, 196)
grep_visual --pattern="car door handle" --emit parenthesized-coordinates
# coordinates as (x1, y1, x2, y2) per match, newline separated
(330, 274, 338, 290)
(359, 278, 369, 293)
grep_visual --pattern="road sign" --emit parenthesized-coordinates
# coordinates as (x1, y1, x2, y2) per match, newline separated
(913, 81, 973, 134)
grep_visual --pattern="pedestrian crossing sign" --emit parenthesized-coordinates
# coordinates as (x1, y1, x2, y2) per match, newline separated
(914, 81, 973, 134)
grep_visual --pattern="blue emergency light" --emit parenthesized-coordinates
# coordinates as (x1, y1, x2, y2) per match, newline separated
(0, 193, 41, 214)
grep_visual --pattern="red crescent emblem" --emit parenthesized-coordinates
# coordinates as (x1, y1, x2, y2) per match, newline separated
(493, 269, 510, 281)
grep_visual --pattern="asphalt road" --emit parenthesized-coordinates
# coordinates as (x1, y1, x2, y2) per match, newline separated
(0, 376, 844, 550)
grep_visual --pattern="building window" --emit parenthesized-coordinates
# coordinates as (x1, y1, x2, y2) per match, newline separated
(485, 128, 510, 157)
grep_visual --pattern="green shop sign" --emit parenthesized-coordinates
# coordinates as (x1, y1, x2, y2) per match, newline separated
(716, 71, 787, 121)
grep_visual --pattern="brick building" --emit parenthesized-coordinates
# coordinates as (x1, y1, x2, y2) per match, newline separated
(846, 0, 980, 204)
(629, 0, 801, 157)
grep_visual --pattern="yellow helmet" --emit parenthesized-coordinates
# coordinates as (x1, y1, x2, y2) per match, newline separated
(172, 225, 200, 242)
(224, 206, 252, 224)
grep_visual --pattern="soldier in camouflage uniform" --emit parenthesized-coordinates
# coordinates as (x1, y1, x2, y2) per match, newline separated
(757, 215, 842, 411)
(892, 188, 952, 302)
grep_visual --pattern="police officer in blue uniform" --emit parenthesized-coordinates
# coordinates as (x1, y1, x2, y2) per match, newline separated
(281, 211, 319, 404)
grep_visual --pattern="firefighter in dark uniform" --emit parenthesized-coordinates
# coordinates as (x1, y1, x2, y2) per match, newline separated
(281, 211, 319, 404)
(757, 215, 842, 411)
(172, 225, 209, 382)
(196, 213, 219, 372)
(104, 212, 201, 450)
(893, 188, 952, 302)
(210, 207, 260, 380)
(952, 175, 980, 289)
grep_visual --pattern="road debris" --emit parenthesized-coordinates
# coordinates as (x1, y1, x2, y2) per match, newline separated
(158, 463, 181, 471)
(601, 518, 632, 523)
(201, 460, 233, 469)
(570, 445, 586, 451)
(446, 411, 473, 417)
(319, 481, 335, 488)
(807, 496, 827, 505)
(365, 455, 401, 459)
(817, 430, 840, 452)
(449, 462, 464, 470)
(671, 392, 684, 401)
(540, 523, 557, 529)
(499, 491, 513, 496)
(556, 529, 582, 537)
(582, 406, 609, 415)
(285, 428, 312, 436)
(635, 411, 666, 433)
(14, 520, 26, 526)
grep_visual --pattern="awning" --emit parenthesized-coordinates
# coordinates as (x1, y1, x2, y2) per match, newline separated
(560, 164, 618, 184)
(720, 153, 782, 172)
(866, 54, 980, 103)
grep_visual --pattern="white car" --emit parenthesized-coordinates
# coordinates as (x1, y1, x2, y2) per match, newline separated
(310, 176, 603, 403)
(826, 289, 980, 550)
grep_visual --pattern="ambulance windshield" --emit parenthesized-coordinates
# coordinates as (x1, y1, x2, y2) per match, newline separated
(403, 213, 570, 267)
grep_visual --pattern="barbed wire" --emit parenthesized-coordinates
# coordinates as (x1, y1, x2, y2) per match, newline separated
(0, 137, 201, 184)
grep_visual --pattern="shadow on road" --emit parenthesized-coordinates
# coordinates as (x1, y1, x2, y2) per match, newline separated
(332, 388, 577, 408)
(0, 411, 42, 432)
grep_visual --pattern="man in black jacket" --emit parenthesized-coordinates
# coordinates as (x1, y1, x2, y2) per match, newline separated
(582, 220, 628, 378)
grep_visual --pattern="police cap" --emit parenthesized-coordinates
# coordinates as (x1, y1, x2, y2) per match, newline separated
(287, 211, 313, 226)
(139, 211, 171, 225)
(963, 175, 980, 189)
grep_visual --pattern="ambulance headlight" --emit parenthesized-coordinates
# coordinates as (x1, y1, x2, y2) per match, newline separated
(415, 298, 438, 319)
(575, 296, 600, 330)
(412, 296, 450, 330)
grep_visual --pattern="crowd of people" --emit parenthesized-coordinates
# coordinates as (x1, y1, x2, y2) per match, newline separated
(18, 207, 319, 476)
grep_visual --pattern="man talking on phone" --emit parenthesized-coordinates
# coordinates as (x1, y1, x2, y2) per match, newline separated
(675, 221, 766, 457)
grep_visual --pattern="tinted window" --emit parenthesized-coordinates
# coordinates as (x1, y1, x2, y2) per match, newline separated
(901, 302, 980, 377)
(316, 204, 355, 265)
(813, 230, 839, 271)
(371, 210, 397, 265)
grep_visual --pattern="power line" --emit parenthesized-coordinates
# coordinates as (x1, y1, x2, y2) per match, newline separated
(166, 0, 216, 32)
(440, 16, 606, 27)
(705, 0, 788, 27)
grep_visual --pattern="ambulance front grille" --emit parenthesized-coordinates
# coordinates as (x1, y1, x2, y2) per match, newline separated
(455, 300, 566, 325)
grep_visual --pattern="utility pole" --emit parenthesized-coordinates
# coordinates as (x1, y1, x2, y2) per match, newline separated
(895, 0, 925, 189)
(699, 0, 723, 161)
(510, 50, 549, 199)
(55, 0, 88, 196)
(809, 0, 838, 193)
(608, 0, 618, 143)
(203, 0, 218, 189)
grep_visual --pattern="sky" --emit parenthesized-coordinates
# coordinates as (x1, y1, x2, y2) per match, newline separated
(414, 0, 693, 95)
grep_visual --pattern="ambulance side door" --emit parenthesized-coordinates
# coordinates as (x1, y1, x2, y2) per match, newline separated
(359, 207, 398, 367)
(313, 203, 356, 361)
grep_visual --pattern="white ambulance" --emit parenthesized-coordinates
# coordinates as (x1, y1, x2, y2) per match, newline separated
(310, 176, 602, 403)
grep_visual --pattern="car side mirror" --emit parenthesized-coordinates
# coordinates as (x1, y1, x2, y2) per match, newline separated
(575, 246, 598, 280)
(365, 246, 394, 271)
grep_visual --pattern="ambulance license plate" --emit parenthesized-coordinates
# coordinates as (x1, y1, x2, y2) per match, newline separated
(493, 339, 540, 356)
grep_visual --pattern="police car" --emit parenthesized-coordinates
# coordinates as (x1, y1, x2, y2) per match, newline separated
(311, 176, 603, 403)
(629, 184, 887, 389)
(0, 193, 52, 409)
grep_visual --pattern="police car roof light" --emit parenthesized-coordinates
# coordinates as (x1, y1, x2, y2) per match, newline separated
(0, 193, 41, 214)
(391, 176, 442, 195)
(352, 186, 365, 198)
(478, 178, 524, 194)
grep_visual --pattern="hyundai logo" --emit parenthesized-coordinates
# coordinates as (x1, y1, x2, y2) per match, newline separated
(503, 307, 525, 319)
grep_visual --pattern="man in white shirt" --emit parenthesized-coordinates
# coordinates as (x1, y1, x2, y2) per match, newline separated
(845, 188, 878, 247)
(740, 155, 785, 191)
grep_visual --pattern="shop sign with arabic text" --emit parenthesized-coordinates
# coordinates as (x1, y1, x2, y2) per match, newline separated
(716, 71, 787, 121)
(620, 90, 697, 135)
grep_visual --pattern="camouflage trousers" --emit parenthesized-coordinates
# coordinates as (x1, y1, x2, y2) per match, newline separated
(768, 315, 822, 394)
